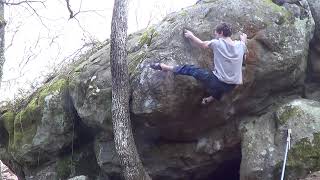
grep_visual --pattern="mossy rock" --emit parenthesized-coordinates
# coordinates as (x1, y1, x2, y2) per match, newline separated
(128, 51, 148, 77)
(1, 111, 15, 146)
(56, 145, 100, 180)
(138, 27, 158, 47)
(288, 133, 320, 175)
(275, 105, 303, 126)
(273, 133, 320, 179)
(11, 78, 68, 151)
(56, 156, 73, 180)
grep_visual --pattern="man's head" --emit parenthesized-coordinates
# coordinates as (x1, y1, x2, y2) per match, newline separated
(214, 23, 232, 37)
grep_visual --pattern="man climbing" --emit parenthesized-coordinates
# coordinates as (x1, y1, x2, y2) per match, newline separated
(150, 23, 247, 105)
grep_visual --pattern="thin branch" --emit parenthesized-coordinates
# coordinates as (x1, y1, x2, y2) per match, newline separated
(25, 1, 49, 30)
(78, 0, 82, 12)
(1, 0, 45, 6)
(5, 23, 22, 51)
(73, 17, 96, 43)
(64, 0, 102, 19)
(73, 9, 99, 18)
(65, 0, 74, 19)
(58, 41, 96, 65)
(33, 32, 41, 48)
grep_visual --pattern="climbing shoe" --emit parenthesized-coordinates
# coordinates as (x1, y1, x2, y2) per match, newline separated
(150, 63, 162, 70)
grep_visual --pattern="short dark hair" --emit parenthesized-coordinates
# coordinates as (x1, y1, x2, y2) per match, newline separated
(215, 23, 232, 37)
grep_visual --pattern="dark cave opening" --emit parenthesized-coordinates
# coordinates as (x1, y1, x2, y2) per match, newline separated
(198, 151, 242, 180)
(203, 157, 241, 180)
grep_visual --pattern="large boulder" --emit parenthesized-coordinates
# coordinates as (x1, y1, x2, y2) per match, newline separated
(0, 77, 75, 166)
(95, 122, 241, 180)
(0, 0, 317, 179)
(23, 144, 103, 180)
(69, 0, 315, 141)
(130, 0, 314, 140)
(240, 99, 320, 180)
(69, 44, 113, 135)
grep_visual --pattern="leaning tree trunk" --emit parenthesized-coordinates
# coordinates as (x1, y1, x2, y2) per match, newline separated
(0, 2, 5, 86)
(110, 0, 151, 179)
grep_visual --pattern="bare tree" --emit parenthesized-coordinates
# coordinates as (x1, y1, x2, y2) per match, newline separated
(110, 0, 151, 179)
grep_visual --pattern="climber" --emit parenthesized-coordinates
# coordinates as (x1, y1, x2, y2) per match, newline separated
(150, 23, 247, 105)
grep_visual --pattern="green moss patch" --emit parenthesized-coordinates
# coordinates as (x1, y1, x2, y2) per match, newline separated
(138, 27, 158, 47)
(1, 111, 15, 147)
(285, 133, 320, 178)
(273, 133, 320, 179)
(128, 51, 147, 76)
(262, 0, 284, 12)
(275, 105, 303, 126)
(11, 78, 68, 151)
(56, 156, 73, 179)
(56, 145, 100, 180)
(179, 9, 188, 17)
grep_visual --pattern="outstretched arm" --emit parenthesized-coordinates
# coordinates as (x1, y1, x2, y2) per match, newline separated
(240, 33, 247, 44)
(184, 30, 211, 49)
(240, 33, 248, 63)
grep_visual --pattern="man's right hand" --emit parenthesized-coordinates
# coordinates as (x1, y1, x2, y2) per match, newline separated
(183, 29, 209, 49)
(240, 33, 247, 42)
(184, 29, 194, 39)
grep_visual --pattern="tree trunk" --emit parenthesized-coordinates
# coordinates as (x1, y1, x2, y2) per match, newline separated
(0, 2, 5, 86)
(110, 0, 151, 180)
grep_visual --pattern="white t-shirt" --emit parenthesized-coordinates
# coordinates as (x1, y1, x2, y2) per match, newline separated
(209, 38, 246, 84)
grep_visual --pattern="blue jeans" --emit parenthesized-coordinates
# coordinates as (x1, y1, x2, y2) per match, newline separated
(173, 65, 236, 100)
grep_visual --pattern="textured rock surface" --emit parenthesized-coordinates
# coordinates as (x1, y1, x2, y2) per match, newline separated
(0, 0, 318, 179)
(5, 77, 75, 166)
(240, 99, 320, 180)
(302, 171, 320, 180)
(68, 176, 89, 180)
(130, 0, 314, 140)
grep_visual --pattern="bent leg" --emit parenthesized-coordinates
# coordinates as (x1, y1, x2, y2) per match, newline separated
(173, 65, 211, 83)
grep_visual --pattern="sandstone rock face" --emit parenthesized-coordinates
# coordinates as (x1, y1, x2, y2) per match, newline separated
(0, 0, 318, 179)
(240, 99, 320, 180)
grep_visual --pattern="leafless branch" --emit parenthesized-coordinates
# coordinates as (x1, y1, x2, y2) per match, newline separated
(58, 41, 97, 66)
(5, 23, 22, 51)
(65, 0, 74, 19)
(64, 0, 103, 19)
(33, 32, 41, 48)
(25, 1, 49, 30)
(48, 34, 60, 47)
(78, 0, 82, 12)
(1, 0, 45, 6)
(73, 17, 96, 43)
